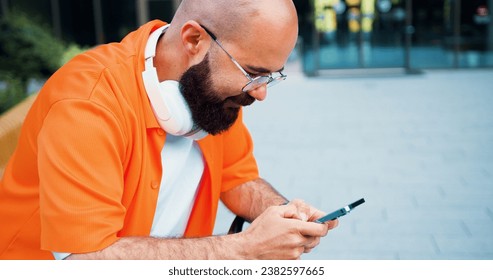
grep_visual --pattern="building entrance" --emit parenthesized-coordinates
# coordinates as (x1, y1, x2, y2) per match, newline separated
(300, 0, 493, 74)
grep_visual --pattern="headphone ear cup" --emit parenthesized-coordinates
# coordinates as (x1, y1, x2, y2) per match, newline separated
(157, 80, 195, 136)
(142, 65, 172, 121)
(142, 24, 206, 140)
(141, 55, 194, 135)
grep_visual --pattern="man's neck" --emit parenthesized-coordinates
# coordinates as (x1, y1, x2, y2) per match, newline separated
(154, 28, 186, 82)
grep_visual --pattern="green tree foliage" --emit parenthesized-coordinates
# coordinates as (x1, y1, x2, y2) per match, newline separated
(0, 10, 66, 114)
(0, 10, 65, 86)
(0, 76, 25, 114)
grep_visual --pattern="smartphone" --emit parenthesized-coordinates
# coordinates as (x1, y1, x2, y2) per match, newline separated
(315, 198, 365, 223)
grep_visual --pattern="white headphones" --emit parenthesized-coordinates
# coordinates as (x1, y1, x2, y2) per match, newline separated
(142, 25, 207, 140)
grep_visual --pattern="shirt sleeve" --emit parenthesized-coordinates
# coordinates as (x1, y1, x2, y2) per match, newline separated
(38, 99, 127, 254)
(220, 109, 259, 192)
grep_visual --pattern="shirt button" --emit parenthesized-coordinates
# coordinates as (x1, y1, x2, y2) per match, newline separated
(157, 129, 165, 136)
(151, 181, 160, 189)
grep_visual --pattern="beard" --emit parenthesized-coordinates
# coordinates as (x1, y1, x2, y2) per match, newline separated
(179, 54, 255, 135)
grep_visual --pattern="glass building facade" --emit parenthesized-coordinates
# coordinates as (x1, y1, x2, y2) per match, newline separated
(297, 0, 493, 75)
(1, 0, 492, 75)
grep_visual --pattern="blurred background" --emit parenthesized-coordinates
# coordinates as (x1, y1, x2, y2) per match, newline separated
(1, 0, 492, 112)
(0, 0, 492, 260)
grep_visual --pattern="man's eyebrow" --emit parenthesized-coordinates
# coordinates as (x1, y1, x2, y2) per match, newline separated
(245, 65, 285, 74)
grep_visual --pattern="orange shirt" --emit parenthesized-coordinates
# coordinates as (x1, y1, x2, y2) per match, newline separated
(0, 20, 259, 259)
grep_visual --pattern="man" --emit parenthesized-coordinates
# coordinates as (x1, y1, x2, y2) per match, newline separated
(0, 0, 337, 259)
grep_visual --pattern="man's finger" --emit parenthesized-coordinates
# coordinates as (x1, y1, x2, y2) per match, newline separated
(292, 220, 329, 237)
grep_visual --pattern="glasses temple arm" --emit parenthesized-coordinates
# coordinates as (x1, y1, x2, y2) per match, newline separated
(199, 24, 252, 79)
(213, 40, 252, 78)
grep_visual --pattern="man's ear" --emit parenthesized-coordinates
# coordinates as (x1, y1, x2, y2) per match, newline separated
(180, 20, 210, 65)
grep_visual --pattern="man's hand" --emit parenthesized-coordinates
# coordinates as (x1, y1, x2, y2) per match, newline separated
(221, 179, 338, 259)
(239, 200, 338, 259)
(285, 199, 339, 253)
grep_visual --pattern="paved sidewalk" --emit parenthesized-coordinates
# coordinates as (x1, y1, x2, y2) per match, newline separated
(213, 64, 493, 260)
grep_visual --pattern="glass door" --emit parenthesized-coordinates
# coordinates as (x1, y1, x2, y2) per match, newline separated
(312, 0, 409, 69)
(458, 0, 493, 67)
(314, 0, 360, 69)
(410, 0, 456, 68)
(365, 0, 408, 67)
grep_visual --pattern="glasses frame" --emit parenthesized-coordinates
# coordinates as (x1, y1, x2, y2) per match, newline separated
(199, 24, 287, 93)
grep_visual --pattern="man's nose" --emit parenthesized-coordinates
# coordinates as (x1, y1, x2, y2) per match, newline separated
(247, 85, 267, 101)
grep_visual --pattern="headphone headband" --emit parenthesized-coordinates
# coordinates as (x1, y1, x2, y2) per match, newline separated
(144, 25, 169, 69)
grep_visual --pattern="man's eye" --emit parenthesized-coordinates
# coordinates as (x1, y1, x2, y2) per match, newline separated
(247, 72, 259, 78)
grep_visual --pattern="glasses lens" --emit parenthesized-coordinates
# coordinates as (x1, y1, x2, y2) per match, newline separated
(242, 73, 286, 92)
(242, 76, 271, 92)
(267, 75, 286, 88)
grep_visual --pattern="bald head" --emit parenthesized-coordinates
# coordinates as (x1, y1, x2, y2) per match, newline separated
(155, 0, 298, 83)
(170, 0, 298, 42)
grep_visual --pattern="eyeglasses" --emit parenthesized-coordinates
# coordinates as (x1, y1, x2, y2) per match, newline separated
(200, 24, 287, 93)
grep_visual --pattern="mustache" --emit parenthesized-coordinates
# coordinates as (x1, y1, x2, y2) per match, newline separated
(227, 92, 256, 107)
